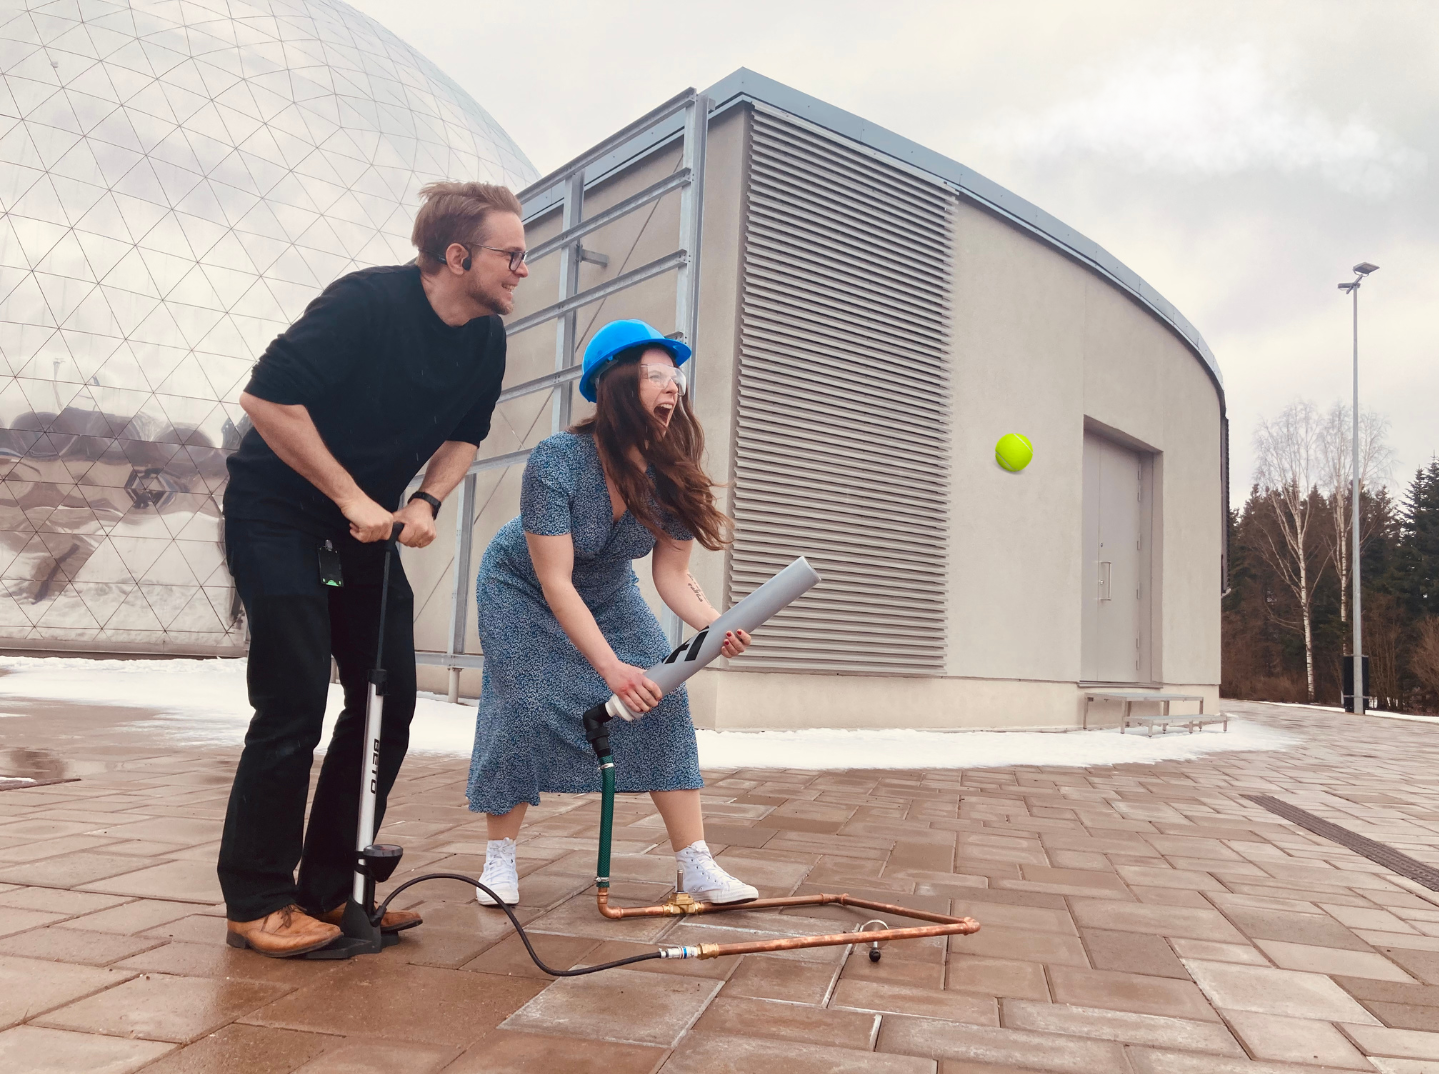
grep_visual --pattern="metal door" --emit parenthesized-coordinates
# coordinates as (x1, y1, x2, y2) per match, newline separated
(1082, 433, 1143, 681)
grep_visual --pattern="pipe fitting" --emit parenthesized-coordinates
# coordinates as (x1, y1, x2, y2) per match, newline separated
(663, 892, 706, 914)
(659, 945, 703, 959)
(858, 918, 889, 962)
(596, 889, 624, 919)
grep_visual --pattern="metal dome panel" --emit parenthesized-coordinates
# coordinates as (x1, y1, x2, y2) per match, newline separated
(0, 0, 536, 653)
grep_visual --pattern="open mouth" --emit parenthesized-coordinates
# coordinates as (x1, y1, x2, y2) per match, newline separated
(654, 403, 674, 422)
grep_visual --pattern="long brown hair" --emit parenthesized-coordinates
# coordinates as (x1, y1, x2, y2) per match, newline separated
(572, 349, 729, 550)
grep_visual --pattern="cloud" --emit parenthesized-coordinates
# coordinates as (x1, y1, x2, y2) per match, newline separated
(980, 47, 1425, 197)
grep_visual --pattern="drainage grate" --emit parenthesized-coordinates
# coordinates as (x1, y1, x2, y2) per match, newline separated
(1245, 793, 1439, 893)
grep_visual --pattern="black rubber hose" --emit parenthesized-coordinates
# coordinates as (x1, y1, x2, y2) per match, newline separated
(372, 872, 662, 976)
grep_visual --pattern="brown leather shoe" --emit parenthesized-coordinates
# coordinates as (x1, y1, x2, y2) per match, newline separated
(225, 904, 341, 958)
(321, 904, 422, 934)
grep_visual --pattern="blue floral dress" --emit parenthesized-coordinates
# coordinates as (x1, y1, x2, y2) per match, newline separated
(465, 431, 703, 814)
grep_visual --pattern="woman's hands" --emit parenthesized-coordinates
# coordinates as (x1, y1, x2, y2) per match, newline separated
(719, 629, 751, 658)
(603, 630, 749, 720)
(529, 533, 754, 719)
(605, 629, 750, 719)
(603, 661, 663, 719)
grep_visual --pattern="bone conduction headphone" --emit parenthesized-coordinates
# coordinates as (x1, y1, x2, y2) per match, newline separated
(453, 243, 527, 273)
(431, 243, 476, 271)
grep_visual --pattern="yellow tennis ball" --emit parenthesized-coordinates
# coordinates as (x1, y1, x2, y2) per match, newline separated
(995, 433, 1033, 472)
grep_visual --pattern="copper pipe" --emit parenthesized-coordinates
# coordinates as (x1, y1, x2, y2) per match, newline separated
(597, 889, 624, 919)
(596, 887, 980, 930)
(598, 890, 853, 918)
(827, 895, 976, 927)
(692, 918, 980, 959)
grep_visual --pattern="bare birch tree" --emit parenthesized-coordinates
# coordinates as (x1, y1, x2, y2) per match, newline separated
(1254, 401, 1326, 701)
(1416, 619, 1439, 702)
(1319, 402, 1394, 624)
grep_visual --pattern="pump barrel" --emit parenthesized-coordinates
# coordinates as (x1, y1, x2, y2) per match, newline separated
(607, 557, 820, 718)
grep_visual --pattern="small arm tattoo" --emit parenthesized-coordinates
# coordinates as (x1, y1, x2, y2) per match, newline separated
(685, 572, 708, 605)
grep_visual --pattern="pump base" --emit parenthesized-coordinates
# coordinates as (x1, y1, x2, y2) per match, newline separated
(297, 898, 398, 960)
(297, 935, 372, 960)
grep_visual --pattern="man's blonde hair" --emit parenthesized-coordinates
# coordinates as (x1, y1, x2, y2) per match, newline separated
(411, 181, 523, 272)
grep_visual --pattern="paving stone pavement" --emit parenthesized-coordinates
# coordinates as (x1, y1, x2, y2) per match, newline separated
(4, 697, 1439, 1071)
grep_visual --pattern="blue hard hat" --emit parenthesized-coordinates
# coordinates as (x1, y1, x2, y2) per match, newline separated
(579, 319, 691, 403)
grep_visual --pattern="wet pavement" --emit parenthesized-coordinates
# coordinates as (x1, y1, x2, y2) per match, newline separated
(3, 697, 1439, 1071)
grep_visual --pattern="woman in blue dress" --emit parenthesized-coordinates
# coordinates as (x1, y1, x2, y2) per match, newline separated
(466, 319, 758, 907)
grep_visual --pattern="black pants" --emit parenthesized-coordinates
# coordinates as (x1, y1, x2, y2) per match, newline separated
(217, 517, 416, 922)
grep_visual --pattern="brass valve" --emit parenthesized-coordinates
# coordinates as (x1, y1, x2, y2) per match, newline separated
(662, 891, 707, 914)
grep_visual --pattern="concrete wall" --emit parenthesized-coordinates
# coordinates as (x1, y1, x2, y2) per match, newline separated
(409, 103, 1224, 729)
(707, 154, 1222, 730)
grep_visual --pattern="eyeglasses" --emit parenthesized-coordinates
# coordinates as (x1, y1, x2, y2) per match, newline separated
(468, 244, 527, 272)
(640, 364, 687, 393)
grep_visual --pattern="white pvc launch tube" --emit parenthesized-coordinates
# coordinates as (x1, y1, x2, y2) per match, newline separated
(606, 556, 821, 720)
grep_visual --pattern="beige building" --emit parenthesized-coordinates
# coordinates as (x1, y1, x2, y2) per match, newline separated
(404, 70, 1228, 731)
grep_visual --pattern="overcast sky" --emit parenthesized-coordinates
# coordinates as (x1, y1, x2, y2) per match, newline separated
(350, 0, 1436, 506)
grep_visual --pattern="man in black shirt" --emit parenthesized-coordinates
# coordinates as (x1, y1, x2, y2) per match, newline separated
(219, 182, 528, 957)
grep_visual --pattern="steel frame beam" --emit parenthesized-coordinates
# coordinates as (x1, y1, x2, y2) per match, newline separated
(504, 250, 689, 337)
(415, 90, 710, 679)
(520, 88, 699, 204)
(524, 169, 692, 264)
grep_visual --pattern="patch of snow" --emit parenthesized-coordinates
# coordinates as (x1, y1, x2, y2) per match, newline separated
(0, 656, 1295, 770)
(694, 721, 1295, 771)
(1244, 700, 1411, 717)
(1374, 712, 1439, 725)
(0, 656, 474, 755)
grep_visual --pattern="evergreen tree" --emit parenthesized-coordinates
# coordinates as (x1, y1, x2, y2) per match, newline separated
(1391, 461, 1439, 710)
(1358, 487, 1403, 707)
(1394, 461, 1439, 621)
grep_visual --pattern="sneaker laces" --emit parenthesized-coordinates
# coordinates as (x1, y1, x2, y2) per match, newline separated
(482, 840, 516, 873)
(680, 849, 737, 890)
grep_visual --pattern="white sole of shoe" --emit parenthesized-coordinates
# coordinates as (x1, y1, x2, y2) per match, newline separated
(474, 887, 518, 907)
(686, 890, 759, 906)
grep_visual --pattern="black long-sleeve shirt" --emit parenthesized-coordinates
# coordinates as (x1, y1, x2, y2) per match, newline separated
(224, 264, 505, 537)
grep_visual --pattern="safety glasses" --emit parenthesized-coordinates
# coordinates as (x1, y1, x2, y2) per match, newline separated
(640, 364, 687, 393)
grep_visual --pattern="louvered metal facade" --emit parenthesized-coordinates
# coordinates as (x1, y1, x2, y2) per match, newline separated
(729, 108, 953, 674)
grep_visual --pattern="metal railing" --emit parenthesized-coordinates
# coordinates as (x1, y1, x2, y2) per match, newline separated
(414, 89, 710, 701)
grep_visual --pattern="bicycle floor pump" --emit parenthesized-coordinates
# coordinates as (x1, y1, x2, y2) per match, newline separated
(303, 522, 407, 960)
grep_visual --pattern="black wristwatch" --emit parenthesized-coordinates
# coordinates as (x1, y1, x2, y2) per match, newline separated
(408, 491, 442, 518)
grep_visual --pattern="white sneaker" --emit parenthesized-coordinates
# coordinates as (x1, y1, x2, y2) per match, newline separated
(676, 840, 759, 905)
(475, 838, 519, 906)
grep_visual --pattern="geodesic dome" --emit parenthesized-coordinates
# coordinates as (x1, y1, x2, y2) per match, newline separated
(0, 0, 536, 653)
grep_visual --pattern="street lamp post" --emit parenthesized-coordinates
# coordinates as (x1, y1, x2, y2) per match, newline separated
(1338, 261, 1379, 715)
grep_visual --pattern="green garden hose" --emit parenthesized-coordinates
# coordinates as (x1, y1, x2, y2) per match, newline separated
(598, 759, 615, 890)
